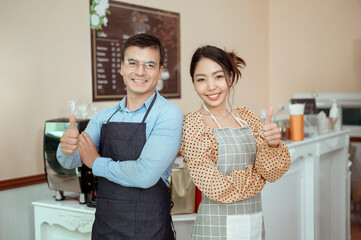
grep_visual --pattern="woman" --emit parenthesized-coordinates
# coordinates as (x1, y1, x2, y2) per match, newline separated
(180, 45, 291, 240)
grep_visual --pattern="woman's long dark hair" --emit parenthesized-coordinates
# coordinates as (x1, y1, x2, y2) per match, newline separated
(189, 45, 246, 87)
(189, 45, 246, 108)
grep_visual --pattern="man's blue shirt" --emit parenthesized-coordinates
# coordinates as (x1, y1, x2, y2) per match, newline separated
(57, 92, 183, 188)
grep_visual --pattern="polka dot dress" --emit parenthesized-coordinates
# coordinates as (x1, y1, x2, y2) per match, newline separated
(180, 107, 291, 239)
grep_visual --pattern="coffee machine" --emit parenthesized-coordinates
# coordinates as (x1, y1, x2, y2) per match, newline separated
(43, 118, 97, 205)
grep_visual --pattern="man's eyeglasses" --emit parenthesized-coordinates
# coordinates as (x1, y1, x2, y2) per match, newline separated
(124, 59, 159, 72)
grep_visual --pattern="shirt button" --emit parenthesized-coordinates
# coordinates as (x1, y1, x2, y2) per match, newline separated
(129, 113, 133, 116)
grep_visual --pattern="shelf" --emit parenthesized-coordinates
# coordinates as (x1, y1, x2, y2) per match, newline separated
(171, 213, 197, 222)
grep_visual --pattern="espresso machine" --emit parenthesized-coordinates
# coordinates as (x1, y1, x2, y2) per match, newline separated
(43, 118, 97, 205)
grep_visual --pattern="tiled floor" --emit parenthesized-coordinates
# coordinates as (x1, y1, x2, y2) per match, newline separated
(351, 224, 361, 239)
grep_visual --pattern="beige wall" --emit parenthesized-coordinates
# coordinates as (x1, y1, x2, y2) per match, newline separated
(0, 0, 269, 180)
(2, 0, 360, 180)
(269, 0, 361, 108)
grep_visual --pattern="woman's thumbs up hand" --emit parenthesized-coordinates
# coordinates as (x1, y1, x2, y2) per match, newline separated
(262, 108, 281, 148)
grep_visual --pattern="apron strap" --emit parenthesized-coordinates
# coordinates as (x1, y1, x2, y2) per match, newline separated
(202, 104, 248, 128)
(141, 92, 157, 123)
(230, 112, 249, 127)
(106, 108, 119, 124)
(202, 104, 222, 128)
(105, 92, 158, 124)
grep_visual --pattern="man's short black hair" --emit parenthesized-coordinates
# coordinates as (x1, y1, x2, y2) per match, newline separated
(121, 33, 165, 67)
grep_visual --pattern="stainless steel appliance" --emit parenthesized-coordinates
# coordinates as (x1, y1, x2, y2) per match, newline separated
(43, 118, 97, 204)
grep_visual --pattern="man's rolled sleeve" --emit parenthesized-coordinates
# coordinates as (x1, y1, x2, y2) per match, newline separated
(56, 144, 82, 169)
(92, 157, 110, 177)
(96, 105, 183, 188)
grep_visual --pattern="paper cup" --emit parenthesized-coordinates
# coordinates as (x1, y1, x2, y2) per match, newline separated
(290, 114, 304, 141)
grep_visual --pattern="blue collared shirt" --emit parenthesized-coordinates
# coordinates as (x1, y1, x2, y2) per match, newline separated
(56, 92, 183, 188)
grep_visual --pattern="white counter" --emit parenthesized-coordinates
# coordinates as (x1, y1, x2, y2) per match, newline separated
(262, 129, 350, 240)
(32, 196, 196, 240)
(33, 130, 350, 240)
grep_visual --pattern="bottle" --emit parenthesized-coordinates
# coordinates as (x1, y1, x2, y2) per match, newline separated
(329, 100, 341, 131)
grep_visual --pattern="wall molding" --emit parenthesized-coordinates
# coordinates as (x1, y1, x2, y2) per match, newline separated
(0, 174, 47, 191)
(350, 137, 361, 142)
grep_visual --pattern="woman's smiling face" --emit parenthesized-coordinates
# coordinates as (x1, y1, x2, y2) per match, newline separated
(193, 57, 231, 108)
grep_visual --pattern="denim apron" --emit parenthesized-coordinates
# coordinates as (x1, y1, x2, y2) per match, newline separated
(92, 94, 174, 240)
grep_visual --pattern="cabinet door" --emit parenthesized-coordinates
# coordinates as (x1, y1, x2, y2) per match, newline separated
(262, 156, 309, 240)
(318, 149, 347, 240)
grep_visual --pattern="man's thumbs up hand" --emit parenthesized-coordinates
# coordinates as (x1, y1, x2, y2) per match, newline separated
(60, 114, 80, 155)
(69, 113, 78, 130)
(262, 107, 281, 148)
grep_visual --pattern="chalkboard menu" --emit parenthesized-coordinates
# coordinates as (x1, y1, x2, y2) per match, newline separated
(90, 1, 180, 101)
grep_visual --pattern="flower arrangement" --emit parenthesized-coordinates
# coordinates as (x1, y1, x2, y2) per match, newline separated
(90, 0, 111, 30)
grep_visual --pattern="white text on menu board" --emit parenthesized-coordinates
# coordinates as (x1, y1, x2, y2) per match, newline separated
(96, 31, 121, 92)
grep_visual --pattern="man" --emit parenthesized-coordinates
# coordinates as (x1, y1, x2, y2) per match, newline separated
(57, 34, 183, 240)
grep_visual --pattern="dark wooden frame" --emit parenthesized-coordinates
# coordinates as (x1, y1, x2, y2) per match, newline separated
(90, 1, 181, 101)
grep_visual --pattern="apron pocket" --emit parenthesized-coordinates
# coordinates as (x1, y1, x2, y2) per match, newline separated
(226, 211, 262, 240)
(94, 198, 137, 239)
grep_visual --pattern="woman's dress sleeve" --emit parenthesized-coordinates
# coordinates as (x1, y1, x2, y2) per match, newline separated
(180, 112, 266, 203)
(236, 107, 291, 183)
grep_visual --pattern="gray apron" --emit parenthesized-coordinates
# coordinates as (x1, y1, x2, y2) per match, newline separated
(191, 105, 265, 240)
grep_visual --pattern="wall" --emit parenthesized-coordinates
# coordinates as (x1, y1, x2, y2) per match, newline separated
(0, 0, 269, 181)
(2, 0, 360, 181)
(268, 0, 361, 108)
(1, 0, 360, 239)
(0, 183, 53, 240)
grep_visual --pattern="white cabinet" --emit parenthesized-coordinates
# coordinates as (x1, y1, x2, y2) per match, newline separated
(33, 199, 94, 240)
(32, 198, 195, 240)
(262, 130, 350, 240)
(33, 130, 350, 240)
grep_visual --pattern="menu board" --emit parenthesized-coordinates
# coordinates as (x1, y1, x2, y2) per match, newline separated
(90, 0, 180, 101)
